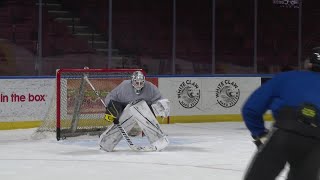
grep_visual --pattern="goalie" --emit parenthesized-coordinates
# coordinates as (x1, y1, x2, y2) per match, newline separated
(99, 71, 170, 152)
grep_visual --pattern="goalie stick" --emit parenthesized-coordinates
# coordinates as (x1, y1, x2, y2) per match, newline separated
(83, 75, 164, 152)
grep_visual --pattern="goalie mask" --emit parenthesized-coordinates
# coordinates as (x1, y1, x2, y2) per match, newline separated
(131, 71, 145, 94)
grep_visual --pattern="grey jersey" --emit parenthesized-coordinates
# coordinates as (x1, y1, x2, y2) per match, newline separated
(104, 80, 163, 106)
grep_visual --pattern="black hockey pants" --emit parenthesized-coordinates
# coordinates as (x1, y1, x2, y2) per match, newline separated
(243, 128, 320, 180)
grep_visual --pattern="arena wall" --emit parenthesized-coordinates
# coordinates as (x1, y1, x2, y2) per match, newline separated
(0, 75, 273, 130)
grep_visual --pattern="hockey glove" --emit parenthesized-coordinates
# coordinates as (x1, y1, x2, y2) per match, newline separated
(105, 100, 123, 124)
(252, 130, 269, 148)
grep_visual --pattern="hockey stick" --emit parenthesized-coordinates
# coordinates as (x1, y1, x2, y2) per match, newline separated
(83, 75, 159, 151)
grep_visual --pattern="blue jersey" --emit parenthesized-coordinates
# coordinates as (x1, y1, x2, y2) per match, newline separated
(242, 70, 320, 137)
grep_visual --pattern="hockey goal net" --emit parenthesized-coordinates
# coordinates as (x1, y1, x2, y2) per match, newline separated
(33, 68, 143, 140)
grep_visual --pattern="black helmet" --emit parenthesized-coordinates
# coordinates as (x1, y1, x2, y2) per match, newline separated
(309, 47, 320, 71)
(310, 47, 320, 66)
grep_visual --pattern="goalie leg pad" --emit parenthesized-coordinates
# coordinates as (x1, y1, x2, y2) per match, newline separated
(152, 135, 170, 152)
(130, 100, 167, 144)
(128, 122, 143, 137)
(135, 116, 166, 144)
(99, 105, 137, 152)
(99, 124, 122, 152)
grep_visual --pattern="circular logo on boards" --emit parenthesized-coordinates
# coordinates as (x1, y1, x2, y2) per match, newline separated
(216, 80, 240, 108)
(177, 80, 200, 108)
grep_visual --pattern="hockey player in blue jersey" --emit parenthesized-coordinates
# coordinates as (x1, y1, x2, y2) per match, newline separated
(242, 47, 320, 180)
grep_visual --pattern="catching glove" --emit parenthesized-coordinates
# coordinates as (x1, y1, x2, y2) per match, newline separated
(252, 130, 269, 148)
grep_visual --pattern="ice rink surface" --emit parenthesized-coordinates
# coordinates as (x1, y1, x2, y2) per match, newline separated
(0, 122, 288, 180)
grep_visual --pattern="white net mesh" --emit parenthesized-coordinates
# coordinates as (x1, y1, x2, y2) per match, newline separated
(31, 88, 58, 140)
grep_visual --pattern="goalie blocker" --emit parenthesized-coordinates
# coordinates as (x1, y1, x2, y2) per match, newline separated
(99, 100, 169, 152)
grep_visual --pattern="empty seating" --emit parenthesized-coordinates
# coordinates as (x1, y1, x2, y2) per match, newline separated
(0, 0, 94, 57)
